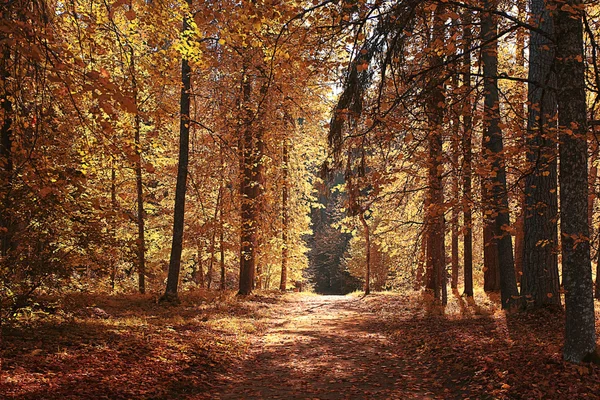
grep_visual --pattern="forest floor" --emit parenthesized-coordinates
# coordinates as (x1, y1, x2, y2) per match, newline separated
(2, 290, 600, 399)
(207, 292, 600, 399)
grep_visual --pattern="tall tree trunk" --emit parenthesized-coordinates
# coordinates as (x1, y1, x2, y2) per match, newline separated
(441, 233, 447, 305)
(238, 67, 259, 295)
(596, 222, 600, 299)
(589, 139, 597, 252)
(590, 135, 599, 300)
(425, 115, 445, 302)
(196, 247, 205, 287)
(425, 186, 434, 291)
(219, 192, 226, 290)
(280, 132, 289, 291)
(110, 164, 118, 292)
(415, 234, 426, 289)
(553, 0, 597, 363)
(1, 41, 13, 258)
(131, 48, 146, 295)
(462, 10, 474, 297)
(451, 74, 460, 290)
(359, 212, 371, 295)
(521, 0, 560, 309)
(163, 0, 192, 300)
(254, 125, 265, 290)
(424, 4, 447, 302)
(481, 0, 519, 308)
(207, 191, 220, 290)
(513, 1, 527, 284)
(219, 144, 226, 291)
(482, 218, 500, 291)
(124, 0, 146, 294)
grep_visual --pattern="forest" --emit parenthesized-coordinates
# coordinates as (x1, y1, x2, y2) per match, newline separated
(3, 0, 600, 398)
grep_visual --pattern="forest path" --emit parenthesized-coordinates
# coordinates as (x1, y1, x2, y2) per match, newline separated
(207, 294, 427, 400)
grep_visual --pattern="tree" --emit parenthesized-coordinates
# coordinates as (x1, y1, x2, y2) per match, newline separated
(450, 74, 460, 290)
(345, 152, 374, 296)
(237, 63, 264, 296)
(461, 9, 474, 298)
(163, 0, 193, 301)
(512, 0, 528, 284)
(424, 4, 447, 305)
(480, 0, 519, 308)
(125, 4, 147, 294)
(0, 15, 13, 260)
(520, 0, 560, 309)
(552, 0, 597, 363)
(280, 122, 290, 291)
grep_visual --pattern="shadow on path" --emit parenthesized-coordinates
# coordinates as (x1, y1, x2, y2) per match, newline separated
(206, 293, 600, 400)
(208, 295, 477, 400)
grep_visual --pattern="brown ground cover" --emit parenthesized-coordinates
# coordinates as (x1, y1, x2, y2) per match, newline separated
(2, 291, 600, 399)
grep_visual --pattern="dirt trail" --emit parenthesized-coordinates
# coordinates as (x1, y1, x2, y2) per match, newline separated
(207, 295, 427, 400)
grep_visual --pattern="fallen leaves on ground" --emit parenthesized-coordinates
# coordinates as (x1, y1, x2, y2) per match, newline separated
(3, 290, 600, 399)
(1, 290, 282, 399)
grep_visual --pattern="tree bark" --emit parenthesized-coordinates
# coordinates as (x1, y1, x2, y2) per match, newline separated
(359, 212, 370, 295)
(130, 42, 146, 295)
(0, 41, 13, 258)
(424, 4, 447, 303)
(254, 124, 265, 290)
(596, 224, 600, 300)
(521, 0, 560, 309)
(280, 132, 289, 291)
(415, 234, 426, 290)
(196, 249, 205, 288)
(207, 190, 220, 290)
(482, 221, 500, 291)
(462, 9, 474, 297)
(219, 190, 226, 290)
(481, 0, 519, 308)
(134, 114, 146, 295)
(238, 66, 261, 295)
(590, 134, 599, 300)
(451, 74, 460, 290)
(588, 139, 597, 254)
(513, 1, 527, 284)
(553, 0, 597, 363)
(219, 144, 226, 291)
(163, 0, 192, 300)
(110, 164, 118, 292)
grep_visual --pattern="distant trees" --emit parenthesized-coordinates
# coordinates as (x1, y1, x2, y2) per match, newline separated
(308, 171, 358, 295)
(157, 0, 334, 298)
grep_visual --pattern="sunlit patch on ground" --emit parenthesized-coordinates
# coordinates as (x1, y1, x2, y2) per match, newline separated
(1, 291, 281, 399)
(3, 291, 600, 399)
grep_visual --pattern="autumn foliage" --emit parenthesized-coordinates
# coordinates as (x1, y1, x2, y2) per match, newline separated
(3, 0, 600, 397)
